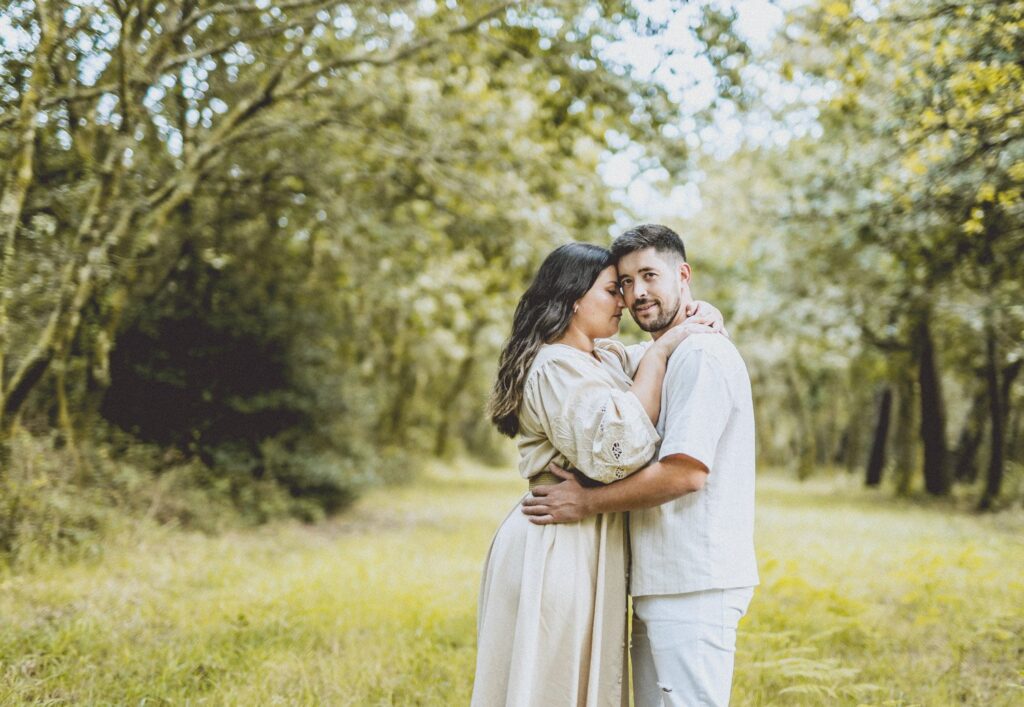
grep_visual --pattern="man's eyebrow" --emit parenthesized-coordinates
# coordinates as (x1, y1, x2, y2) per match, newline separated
(617, 268, 652, 281)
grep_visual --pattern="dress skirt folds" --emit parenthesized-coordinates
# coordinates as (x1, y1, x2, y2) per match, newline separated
(471, 498, 629, 707)
(470, 341, 659, 707)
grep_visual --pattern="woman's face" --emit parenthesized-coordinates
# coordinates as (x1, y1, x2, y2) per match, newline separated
(573, 265, 625, 339)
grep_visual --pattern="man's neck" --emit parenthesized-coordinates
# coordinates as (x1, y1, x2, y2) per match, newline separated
(649, 299, 692, 341)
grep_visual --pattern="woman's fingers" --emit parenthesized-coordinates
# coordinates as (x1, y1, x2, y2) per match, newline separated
(686, 301, 725, 331)
(547, 462, 574, 480)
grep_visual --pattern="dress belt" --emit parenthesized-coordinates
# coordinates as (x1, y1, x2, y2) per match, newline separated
(528, 468, 603, 490)
(528, 470, 562, 490)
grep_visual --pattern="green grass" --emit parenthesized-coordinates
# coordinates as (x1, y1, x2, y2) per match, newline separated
(1, 465, 1022, 705)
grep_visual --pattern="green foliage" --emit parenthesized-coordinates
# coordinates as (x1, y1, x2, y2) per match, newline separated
(0, 423, 358, 570)
(6, 0, 1019, 567)
(0, 430, 111, 568)
(0, 1, 752, 549)
(678, 0, 1024, 501)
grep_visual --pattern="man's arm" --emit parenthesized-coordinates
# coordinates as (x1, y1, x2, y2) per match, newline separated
(524, 343, 732, 524)
(521, 454, 708, 524)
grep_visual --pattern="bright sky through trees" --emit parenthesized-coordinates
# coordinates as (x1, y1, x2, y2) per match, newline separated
(599, 0, 825, 226)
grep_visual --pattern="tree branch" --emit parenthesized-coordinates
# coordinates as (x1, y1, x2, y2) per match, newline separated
(279, 3, 511, 97)
(178, 0, 334, 34)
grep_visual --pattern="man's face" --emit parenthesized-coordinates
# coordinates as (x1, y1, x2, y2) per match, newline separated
(617, 247, 690, 334)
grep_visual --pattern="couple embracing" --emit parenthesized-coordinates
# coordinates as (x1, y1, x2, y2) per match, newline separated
(471, 225, 758, 706)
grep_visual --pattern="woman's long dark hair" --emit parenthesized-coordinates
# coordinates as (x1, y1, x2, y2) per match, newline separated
(489, 242, 613, 437)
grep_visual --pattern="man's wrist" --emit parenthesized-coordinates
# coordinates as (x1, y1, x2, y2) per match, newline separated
(582, 487, 601, 517)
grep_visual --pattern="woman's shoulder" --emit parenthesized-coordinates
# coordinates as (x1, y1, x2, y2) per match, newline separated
(531, 341, 631, 378)
(593, 337, 628, 359)
(594, 338, 637, 373)
(529, 344, 582, 375)
(525, 345, 596, 390)
(597, 337, 654, 377)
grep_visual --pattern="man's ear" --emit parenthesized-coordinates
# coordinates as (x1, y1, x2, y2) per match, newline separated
(678, 261, 692, 284)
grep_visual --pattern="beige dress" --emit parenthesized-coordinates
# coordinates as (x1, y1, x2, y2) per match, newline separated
(472, 340, 659, 707)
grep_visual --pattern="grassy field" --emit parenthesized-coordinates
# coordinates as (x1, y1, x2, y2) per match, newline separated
(1, 464, 1022, 705)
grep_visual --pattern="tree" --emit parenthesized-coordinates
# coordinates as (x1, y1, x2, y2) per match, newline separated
(0, 1, 751, 513)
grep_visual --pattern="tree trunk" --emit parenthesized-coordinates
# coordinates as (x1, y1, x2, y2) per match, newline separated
(1001, 360, 1021, 425)
(1009, 405, 1023, 463)
(0, 140, 128, 439)
(980, 352, 1022, 510)
(893, 371, 917, 496)
(979, 322, 1004, 510)
(53, 363, 85, 480)
(865, 386, 892, 487)
(915, 313, 950, 496)
(0, 0, 57, 413)
(953, 387, 987, 483)
(841, 383, 873, 474)
(433, 333, 479, 458)
(1008, 358, 1023, 460)
(836, 425, 851, 471)
(379, 354, 417, 446)
(785, 363, 816, 480)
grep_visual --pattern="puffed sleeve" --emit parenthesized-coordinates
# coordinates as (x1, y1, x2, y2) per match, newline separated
(523, 357, 659, 483)
(594, 338, 651, 377)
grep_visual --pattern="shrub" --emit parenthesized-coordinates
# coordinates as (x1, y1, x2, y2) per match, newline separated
(0, 423, 385, 568)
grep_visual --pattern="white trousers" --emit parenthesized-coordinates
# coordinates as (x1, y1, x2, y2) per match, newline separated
(631, 587, 755, 707)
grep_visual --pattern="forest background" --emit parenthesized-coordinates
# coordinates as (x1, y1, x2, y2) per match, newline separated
(1, 0, 1022, 702)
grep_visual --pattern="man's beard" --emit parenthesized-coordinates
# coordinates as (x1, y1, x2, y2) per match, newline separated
(632, 298, 681, 333)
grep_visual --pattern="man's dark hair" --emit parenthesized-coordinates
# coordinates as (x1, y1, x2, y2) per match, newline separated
(610, 224, 686, 263)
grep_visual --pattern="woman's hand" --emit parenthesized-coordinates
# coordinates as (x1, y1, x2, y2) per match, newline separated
(632, 312, 715, 423)
(684, 300, 728, 336)
(650, 320, 712, 359)
(650, 300, 726, 359)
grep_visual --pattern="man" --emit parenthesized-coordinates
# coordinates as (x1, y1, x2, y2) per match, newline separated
(522, 224, 758, 706)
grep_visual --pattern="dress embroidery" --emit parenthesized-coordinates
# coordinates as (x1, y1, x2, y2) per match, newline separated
(523, 345, 659, 484)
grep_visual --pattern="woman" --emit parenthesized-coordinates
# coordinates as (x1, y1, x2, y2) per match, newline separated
(471, 243, 719, 706)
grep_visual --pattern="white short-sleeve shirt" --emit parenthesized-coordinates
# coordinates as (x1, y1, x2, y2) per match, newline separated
(628, 334, 759, 596)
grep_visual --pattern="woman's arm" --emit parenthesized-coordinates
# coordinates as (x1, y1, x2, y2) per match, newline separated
(526, 358, 661, 484)
(628, 323, 707, 422)
(618, 300, 727, 376)
(626, 300, 727, 421)
(629, 343, 672, 422)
